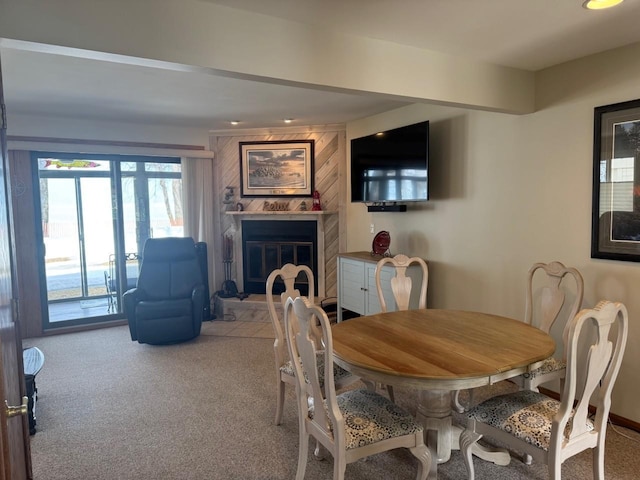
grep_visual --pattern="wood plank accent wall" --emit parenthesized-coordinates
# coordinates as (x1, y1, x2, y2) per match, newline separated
(212, 128, 346, 298)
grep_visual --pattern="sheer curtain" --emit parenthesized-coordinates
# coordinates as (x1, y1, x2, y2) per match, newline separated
(181, 157, 219, 301)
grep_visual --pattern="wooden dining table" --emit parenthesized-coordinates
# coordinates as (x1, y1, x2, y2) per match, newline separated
(331, 309, 556, 476)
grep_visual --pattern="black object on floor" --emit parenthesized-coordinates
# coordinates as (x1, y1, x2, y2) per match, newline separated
(23, 346, 44, 435)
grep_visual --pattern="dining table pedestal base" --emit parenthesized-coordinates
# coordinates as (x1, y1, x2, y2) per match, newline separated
(416, 389, 511, 468)
(416, 389, 453, 464)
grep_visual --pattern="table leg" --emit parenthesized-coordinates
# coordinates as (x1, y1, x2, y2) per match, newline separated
(452, 424, 511, 466)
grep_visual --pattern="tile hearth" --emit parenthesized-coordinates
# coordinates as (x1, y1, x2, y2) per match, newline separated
(202, 293, 340, 339)
(201, 294, 274, 339)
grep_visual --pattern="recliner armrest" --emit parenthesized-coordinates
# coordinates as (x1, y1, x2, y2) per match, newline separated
(191, 284, 206, 331)
(123, 287, 140, 340)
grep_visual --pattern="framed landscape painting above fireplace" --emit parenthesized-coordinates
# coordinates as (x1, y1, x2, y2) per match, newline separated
(239, 140, 314, 197)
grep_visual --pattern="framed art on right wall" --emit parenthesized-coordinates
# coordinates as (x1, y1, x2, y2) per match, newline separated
(592, 98, 640, 262)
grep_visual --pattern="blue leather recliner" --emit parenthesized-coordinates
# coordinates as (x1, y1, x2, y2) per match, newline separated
(123, 237, 206, 345)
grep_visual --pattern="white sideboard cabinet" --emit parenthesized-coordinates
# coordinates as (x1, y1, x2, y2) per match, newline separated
(337, 252, 425, 322)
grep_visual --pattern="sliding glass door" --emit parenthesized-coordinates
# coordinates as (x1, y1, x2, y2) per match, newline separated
(41, 175, 114, 312)
(34, 153, 182, 329)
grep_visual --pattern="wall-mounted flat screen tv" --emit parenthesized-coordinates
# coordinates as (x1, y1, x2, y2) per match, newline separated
(350, 120, 429, 204)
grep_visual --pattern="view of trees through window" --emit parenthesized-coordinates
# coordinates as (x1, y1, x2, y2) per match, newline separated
(33, 153, 182, 326)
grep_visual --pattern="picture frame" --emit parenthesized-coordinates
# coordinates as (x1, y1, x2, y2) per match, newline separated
(239, 140, 314, 197)
(591, 98, 640, 262)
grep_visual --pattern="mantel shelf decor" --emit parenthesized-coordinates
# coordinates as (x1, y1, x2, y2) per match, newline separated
(226, 211, 336, 216)
(263, 201, 290, 211)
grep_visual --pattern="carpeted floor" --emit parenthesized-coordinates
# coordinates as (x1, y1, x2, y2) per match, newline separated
(24, 325, 640, 480)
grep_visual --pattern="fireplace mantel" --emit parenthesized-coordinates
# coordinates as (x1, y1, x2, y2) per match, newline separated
(225, 211, 337, 298)
(226, 210, 336, 220)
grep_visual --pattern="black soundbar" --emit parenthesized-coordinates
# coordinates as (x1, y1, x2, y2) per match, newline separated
(367, 204, 407, 212)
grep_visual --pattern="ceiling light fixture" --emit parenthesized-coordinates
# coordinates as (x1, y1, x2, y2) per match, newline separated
(283, 118, 293, 123)
(582, 0, 623, 10)
(230, 120, 240, 125)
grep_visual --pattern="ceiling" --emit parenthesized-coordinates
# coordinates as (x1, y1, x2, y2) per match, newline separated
(3, 0, 640, 131)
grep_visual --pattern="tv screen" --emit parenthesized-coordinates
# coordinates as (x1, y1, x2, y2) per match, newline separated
(350, 121, 429, 203)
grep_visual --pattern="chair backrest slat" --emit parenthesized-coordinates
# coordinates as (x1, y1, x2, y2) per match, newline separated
(553, 300, 627, 451)
(524, 261, 584, 359)
(266, 264, 315, 369)
(375, 254, 428, 312)
(285, 296, 342, 445)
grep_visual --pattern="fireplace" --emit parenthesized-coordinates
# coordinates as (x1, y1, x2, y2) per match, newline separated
(225, 211, 335, 299)
(241, 220, 317, 294)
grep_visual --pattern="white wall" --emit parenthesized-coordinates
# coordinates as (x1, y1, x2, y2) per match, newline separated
(7, 113, 211, 147)
(0, 0, 533, 113)
(345, 43, 640, 423)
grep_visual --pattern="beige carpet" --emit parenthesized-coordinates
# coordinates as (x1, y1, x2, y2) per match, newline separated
(25, 325, 640, 480)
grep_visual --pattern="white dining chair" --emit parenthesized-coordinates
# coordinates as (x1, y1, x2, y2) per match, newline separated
(375, 253, 428, 312)
(266, 263, 358, 425)
(514, 261, 584, 392)
(460, 300, 628, 480)
(284, 295, 433, 480)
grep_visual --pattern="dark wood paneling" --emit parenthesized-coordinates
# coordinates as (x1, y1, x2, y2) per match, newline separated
(8, 151, 44, 339)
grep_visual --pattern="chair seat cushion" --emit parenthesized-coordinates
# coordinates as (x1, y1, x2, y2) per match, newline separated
(280, 351, 353, 387)
(522, 357, 566, 380)
(467, 389, 593, 451)
(336, 389, 422, 450)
